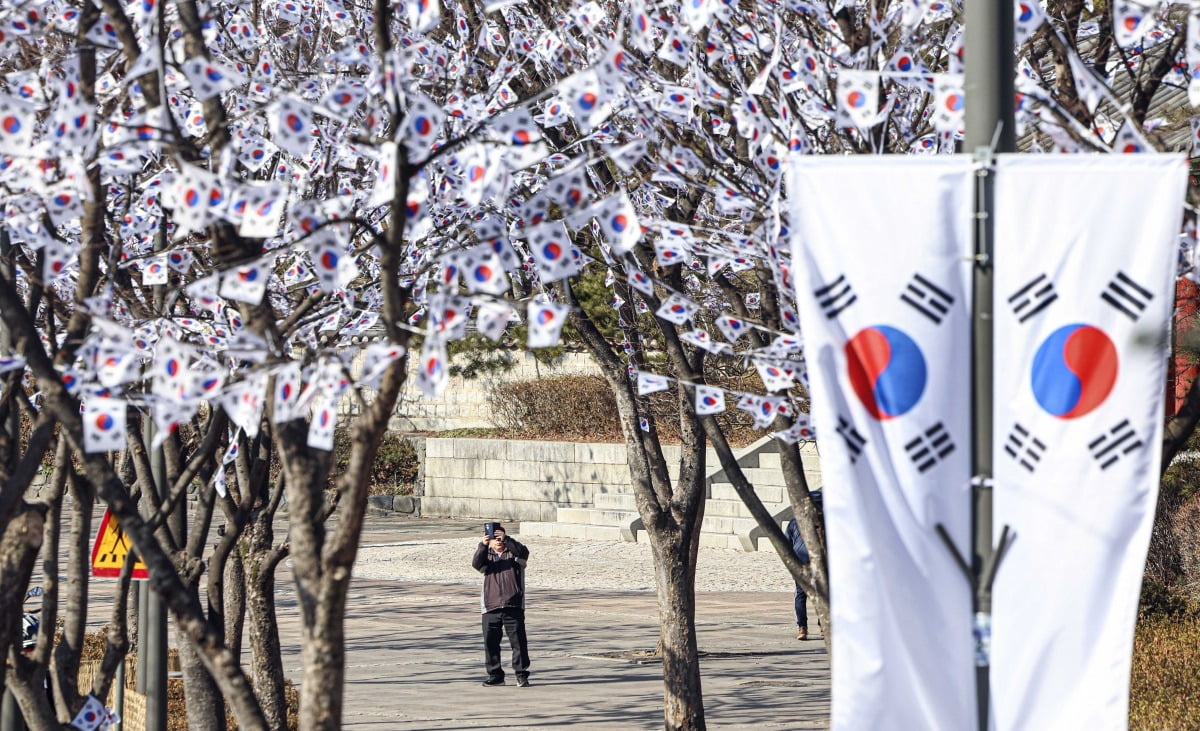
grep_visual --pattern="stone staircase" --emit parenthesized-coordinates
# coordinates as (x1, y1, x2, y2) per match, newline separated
(518, 438, 821, 551)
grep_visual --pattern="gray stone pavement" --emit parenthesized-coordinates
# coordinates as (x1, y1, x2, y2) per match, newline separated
(67, 512, 831, 728)
(280, 581, 831, 730)
(271, 515, 831, 730)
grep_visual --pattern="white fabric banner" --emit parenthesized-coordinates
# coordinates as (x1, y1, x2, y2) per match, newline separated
(991, 155, 1186, 730)
(790, 157, 976, 731)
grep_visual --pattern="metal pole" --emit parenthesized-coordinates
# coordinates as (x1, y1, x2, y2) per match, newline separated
(965, 2, 1014, 730)
(135, 581, 148, 693)
(114, 657, 125, 731)
(142, 420, 168, 731)
(965, 1, 1016, 154)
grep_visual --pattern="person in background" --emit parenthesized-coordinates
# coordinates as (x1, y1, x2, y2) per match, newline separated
(785, 516, 810, 640)
(472, 522, 532, 686)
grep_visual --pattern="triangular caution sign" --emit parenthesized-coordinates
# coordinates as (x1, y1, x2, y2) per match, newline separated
(90, 509, 148, 579)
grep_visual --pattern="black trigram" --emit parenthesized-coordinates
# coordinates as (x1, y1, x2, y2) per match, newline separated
(900, 273, 954, 325)
(1008, 273, 1058, 323)
(1101, 271, 1153, 322)
(904, 422, 956, 473)
(1088, 419, 1143, 470)
(836, 415, 866, 462)
(814, 274, 856, 319)
(1004, 423, 1046, 472)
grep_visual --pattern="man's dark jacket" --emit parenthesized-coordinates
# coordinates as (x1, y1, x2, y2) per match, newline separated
(472, 538, 530, 613)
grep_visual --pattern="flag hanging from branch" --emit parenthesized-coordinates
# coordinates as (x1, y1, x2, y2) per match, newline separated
(990, 155, 1187, 731)
(1112, 0, 1157, 49)
(835, 70, 880, 130)
(790, 156, 975, 731)
(83, 398, 128, 454)
(526, 301, 570, 348)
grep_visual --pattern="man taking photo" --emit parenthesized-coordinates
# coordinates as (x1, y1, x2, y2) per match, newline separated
(472, 522, 532, 687)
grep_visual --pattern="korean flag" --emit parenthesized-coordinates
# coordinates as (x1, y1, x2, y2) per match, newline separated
(990, 154, 1187, 731)
(835, 70, 880, 130)
(1014, 1, 1046, 44)
(417, 334, 449, 398)
(594, 194, 641, 255)
(559, 70, 610, 132)
(307, 231, 346, 294)
(462, 244, 510, 296)
(269, 95, 316, 158)
(475, 300, 516, 342)
(0, 101, 35, 155)
(655, 292, 698, 326)
(403, 92, 445, 162)
(84, 398, 127, 454)
(527, 301, 570, 348)
(1112, 0, 1157, 49)
(526, 221, 579, 282)
(307, 396, 337, 451)
(931, 74, 965, 134)
(405, 0, 441, 32)
(272, 362, 305, 423)
(219, 257, 273, 305)
(181, 58, 245, 102)
(637, 371, 670, 395)
(694, 385, 726, 415)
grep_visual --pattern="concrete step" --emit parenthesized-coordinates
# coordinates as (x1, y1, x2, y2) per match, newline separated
(594, 493, 637, 511)
(704, 498, 788, 518)
(517, 522, 625, 541)
(700, 514, 788, 536)
(753, 534, 794, 551)
(709, 483, 785, 504)
(707, 467, 786, 490)
(755, 451, 782, 469)
(555, 507, 637, 526)
(696, 532, 745, 550)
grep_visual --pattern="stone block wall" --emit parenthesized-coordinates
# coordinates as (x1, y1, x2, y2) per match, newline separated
(421, 438, 638, 522)
(420, 437, 733, 522)
(389, 350, 600, 432)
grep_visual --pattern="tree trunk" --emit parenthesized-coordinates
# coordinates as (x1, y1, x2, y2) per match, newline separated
(225, 548, 246, 665)
(297, 589, 348, 731)
(649, 532, 705, 731)
(177, 622, 226, 731)
(6, 664, 57, 731)
(567, 277, 711, 730)
(53, 470, 92, 716)
(1, 507, 54, 729)
(247, 547, 288, 731)
(0, 508, 42, 668)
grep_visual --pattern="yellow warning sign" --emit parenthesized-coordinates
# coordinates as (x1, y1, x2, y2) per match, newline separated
(91, 509, 148, 579)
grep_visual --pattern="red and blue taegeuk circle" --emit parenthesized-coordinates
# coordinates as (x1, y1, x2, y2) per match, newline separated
(845, 325, 926, 420)
(1031, 323, 1117, 419)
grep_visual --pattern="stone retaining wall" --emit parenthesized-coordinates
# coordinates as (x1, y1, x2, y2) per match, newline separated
(420, 437, 715, 522)
(389, 351, 599, 432)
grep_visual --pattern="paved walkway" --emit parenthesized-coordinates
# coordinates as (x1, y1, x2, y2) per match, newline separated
(70, 513, 830, 728)
(271, 515, 832, 729)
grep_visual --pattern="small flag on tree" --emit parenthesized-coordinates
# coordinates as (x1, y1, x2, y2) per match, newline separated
(83, 398, 127, 453)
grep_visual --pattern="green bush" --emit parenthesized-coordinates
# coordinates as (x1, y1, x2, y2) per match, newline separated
(331, 430, 419, 495)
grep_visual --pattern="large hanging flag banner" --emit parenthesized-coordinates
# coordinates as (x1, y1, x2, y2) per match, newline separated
(990, 155, 1186, 731)
(789, 157, 975, 731)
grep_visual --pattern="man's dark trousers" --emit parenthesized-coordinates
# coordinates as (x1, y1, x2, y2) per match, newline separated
(794, 583, 808, 630)
(483, 606, 529, 681)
